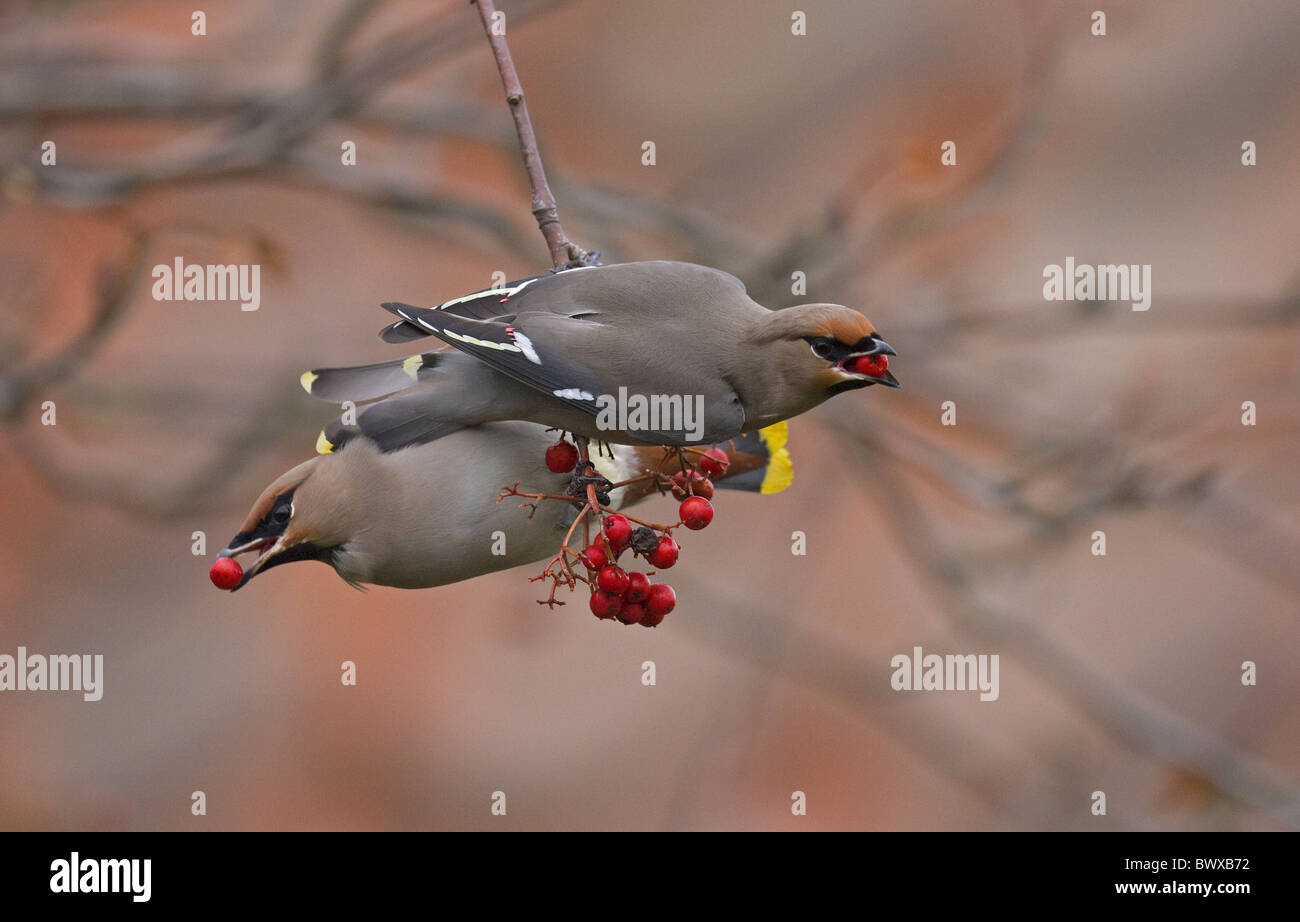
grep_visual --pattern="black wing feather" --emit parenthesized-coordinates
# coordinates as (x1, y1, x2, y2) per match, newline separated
(380, 302, 607, 417)
(375, 272, 555, 342)
(378, 302, 686, 443)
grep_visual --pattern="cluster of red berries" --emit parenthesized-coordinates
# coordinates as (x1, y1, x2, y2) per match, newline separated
(581, 512, 685, 627)
(541, 442, 728, 627)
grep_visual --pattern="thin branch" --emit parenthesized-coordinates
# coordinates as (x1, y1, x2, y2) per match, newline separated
(0, 228, 149, 420)
(9, 391, 310, 521)
(28, 0, 566, 204)
(471, 0, 595, 270)
(316, 0, 387, 78)
(279, 151, 541, 261)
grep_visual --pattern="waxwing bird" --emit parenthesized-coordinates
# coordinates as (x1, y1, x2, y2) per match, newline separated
(216, 421, 792, 591)
(302, 261, 896, 452)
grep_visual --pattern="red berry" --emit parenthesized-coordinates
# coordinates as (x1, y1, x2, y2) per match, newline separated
(644, 582, 676, 619)
(679, 496, 714, 530)
(603, 514, 633, 550)
(699, 447, 730, 476)
(597, 565, 630, 594)
(579, 544, 607, 570)
(209, 556, 243, 590)
(545, 439, 579, 473)
(853, 354, 889, 377)
(671, 470, 714, 500)
(640, 610, 666, 628)
(624, 571, 651, 603)
(590, 590, 623, 619)
(617, 601, 646, 625)
(647, 536, 679, 569)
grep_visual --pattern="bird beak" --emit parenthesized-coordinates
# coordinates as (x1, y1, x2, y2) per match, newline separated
(217, 536, 288, 590)
(834, 337, 900, 388)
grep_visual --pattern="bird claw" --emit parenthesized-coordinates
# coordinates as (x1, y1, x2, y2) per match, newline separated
(561, 246, 600, 269)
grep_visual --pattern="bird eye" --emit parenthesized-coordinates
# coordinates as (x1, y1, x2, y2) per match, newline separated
(272, 504, 292, 525)
(811, 340, 834, 359)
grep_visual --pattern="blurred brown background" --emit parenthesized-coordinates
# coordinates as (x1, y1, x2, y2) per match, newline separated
(1, 0, 1297, 830)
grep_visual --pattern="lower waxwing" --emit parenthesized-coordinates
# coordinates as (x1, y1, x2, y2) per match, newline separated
(215, 421, 792, 591)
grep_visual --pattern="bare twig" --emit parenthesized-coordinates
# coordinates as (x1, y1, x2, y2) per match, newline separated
(316, 0, 387, 78)
(27, 0, 566, 204)
(0, 229, 149, 420)
(8, 391, 310, 520)
(471, 0, 595, 270)
(280, 151, 541, 261)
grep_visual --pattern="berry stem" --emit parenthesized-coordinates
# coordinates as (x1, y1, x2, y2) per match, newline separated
(620, 513, 680, 533)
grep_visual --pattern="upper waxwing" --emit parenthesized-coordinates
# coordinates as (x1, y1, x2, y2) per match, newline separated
(302, 260, 896, 452)
(216, 420, 792, 591)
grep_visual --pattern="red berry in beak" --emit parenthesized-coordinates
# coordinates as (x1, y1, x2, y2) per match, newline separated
(603, 514, 633, 550)
(624, 571, 651, 603)
(597, 565, 630, 594)
(544, 439, 579, 473)
(209, 556, 243, 590)
(853, 354, 889, 377)
(590, 590, 623, 620)
(679, 496, 714, 530)
(647, 536, 679, 569)
(698, 447, 729, 476)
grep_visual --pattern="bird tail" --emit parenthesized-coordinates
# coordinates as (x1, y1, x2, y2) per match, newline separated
(315, 387, 466, 455)
(714, 422, 793, 494)
(303, 351, 468, 454)
(299, 351, 443, 403)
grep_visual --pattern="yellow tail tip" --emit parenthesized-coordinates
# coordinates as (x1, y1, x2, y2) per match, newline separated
(300, 370, 318, 394)
(758, 421, 792, 494)
(315, 430, 334, 455)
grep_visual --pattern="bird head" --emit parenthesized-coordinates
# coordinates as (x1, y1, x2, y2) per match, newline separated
(755, 303, 899, 397)
(799, 304, 899, 392)
(215, 449, 372, 590)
